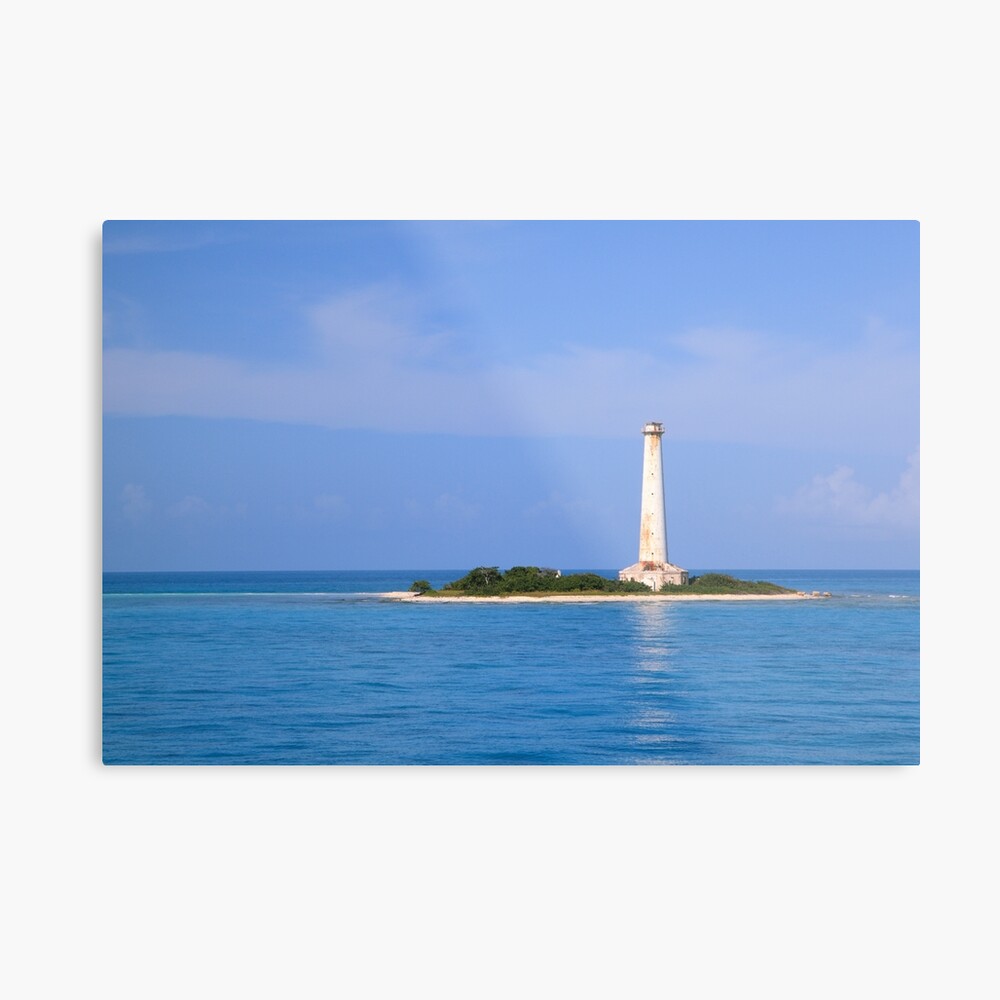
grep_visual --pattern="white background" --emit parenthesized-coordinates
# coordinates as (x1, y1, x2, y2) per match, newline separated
(3, 2, 995, 997)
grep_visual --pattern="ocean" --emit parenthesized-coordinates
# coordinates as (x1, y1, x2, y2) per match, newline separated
(102, 569, 919, 765)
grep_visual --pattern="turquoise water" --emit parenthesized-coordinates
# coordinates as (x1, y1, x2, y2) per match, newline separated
(102, 570, 919, 765)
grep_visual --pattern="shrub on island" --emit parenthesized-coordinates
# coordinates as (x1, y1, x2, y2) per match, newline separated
(412, 566, 654, 596)
(408, 568, 797, 597)
(661, 573, 796, 595)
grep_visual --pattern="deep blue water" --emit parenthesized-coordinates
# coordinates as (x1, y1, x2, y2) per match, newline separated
(102, 569, 919, 765)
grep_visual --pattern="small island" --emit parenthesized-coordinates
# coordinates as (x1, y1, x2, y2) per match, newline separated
(384, 425, 830, 603)
(386, 566, 827, 602)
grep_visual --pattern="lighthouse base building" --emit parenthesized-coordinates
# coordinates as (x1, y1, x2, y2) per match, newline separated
(618, 560, 689, 591)
(619, 421, 689, 591)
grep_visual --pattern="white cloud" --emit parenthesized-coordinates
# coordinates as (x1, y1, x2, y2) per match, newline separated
(433, 492, 480, 522)
(103, 291, 917, 454)
(314, 494, 348, 519)
(121, 483, 151, 523)
(103, 229, 236, 255)
(166, 495, 212, 519)
(307, 286, 453, 363)
(778, 453, 919, 530)
(524, 492, 595, 520)
(402, 492, 480, 525)
(485, 325, 917, 451)
(668, 327, 776, 364)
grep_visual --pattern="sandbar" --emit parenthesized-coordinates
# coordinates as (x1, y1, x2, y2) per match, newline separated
(380, 591, 822, 603)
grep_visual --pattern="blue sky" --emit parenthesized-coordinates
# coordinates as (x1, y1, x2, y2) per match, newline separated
(103, 220, 918, 571)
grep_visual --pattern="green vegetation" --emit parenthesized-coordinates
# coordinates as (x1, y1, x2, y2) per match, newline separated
(407, 568, 798, 597)
(664, 573, 797, 595)
(412, 566, 653, 596)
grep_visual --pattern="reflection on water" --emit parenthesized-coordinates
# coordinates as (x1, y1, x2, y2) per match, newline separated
(627, 604, 686, 756)
(105, 570, 920, 764)
(631, 602, 675, 672)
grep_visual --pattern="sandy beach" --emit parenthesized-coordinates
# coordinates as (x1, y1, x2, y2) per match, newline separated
(381, 591, 823, 603)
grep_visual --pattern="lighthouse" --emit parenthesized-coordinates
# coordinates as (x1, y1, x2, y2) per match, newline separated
(619, 422, 689, 590)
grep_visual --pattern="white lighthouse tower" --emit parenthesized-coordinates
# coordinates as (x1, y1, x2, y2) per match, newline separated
(619, 422, 689, 590)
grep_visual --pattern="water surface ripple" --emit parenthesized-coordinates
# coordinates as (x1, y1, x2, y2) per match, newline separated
(103, 570, 919, 765)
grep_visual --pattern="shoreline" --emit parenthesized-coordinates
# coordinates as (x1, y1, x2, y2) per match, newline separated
(380, 591, 823, 603)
